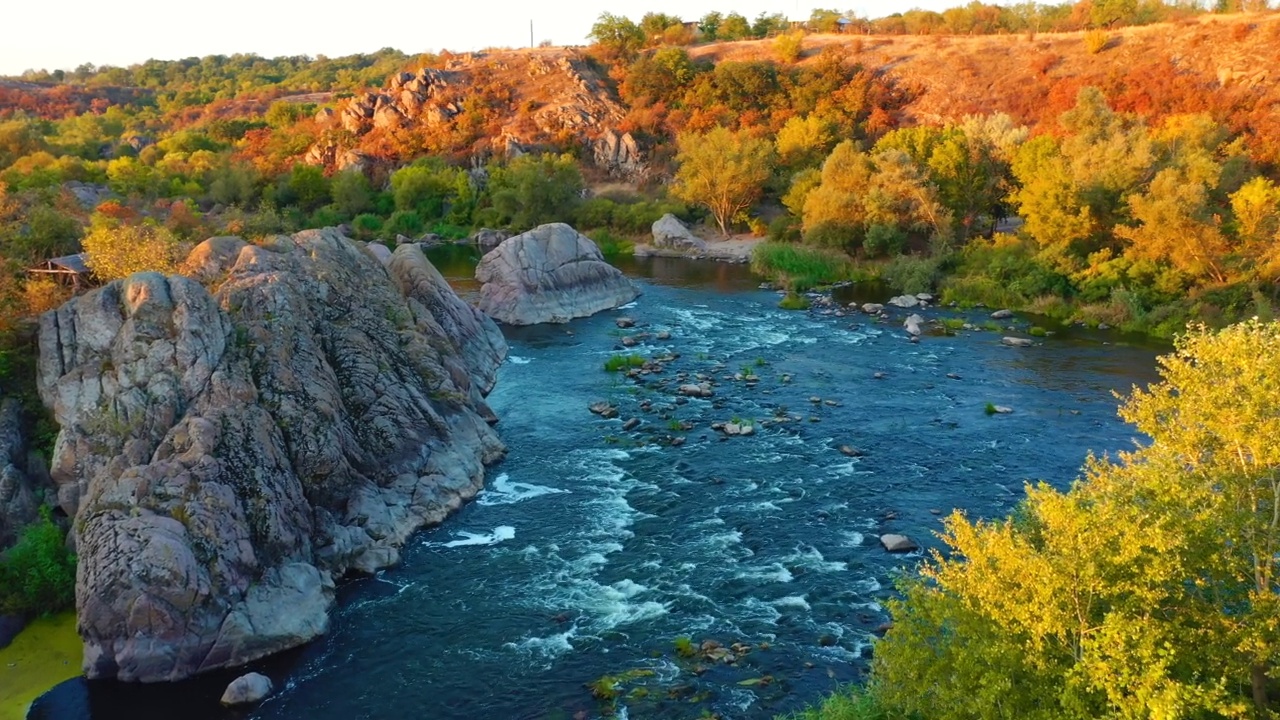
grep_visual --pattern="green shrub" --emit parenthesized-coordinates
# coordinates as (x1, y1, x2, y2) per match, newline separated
(881, 255, 942, 295)
(383, 209, 425, 240)
(862, 224, 906, 258)
(0, 507, 76, 616)
(351, 213, 383, 241)
(574, 198, 617, 229)
(779, 292, 811, 310)
(604, 354, 645, 372)
(768, 215, 803, 243)
(780, 685, 886, 720)
(590, 230, 634, 256)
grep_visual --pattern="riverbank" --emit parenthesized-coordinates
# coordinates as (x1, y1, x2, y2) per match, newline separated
(0, 613, 80, 720)
(748, 241, 1273, 341)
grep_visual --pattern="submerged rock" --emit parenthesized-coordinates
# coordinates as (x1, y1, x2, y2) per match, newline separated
(38, 228, 507, 682)
(221, 672, 273, 706)
(475, 223, 639, 325)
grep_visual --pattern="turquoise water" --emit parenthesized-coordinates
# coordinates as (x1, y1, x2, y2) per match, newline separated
(31, 258, 1160, 720)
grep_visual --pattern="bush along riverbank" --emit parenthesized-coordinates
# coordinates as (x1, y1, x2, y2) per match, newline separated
(750, 237, 1277, 339)
(779, 320, 1280, 720)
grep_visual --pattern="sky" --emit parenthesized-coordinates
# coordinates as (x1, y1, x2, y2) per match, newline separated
(0, 0, 962, 76)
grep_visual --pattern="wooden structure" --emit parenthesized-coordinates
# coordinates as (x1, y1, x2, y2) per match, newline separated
(27, 253, 91, 290)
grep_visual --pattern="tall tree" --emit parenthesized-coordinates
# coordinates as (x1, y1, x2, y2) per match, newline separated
(671, 126, 774, 235)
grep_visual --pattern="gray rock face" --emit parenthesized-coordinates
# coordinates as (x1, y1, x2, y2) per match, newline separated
(0, 397, 39, 549)
(469, 228, 510, 256)
(37, 228, 507, 682)
(475, 223, 639, 326)
(651, 214, 707, 253)
(221, 672, 273, 705)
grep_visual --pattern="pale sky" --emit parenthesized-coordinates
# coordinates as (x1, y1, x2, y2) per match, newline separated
(1, 0, 961, 76)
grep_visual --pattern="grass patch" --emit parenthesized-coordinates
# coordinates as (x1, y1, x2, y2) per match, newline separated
(985, 402, 999, 415)
(1029, 326, 1048, 337)
(939, 275, 1028, 311)
(0, 612, 81, 720)
(603, 354, 645, 372)
(940, 318, 966, 331)
(779, 292, 812, 310)
(589, 229, 636, 257)
(751, 243, 857, 292)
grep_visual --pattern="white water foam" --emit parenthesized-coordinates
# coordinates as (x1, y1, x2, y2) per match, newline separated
(771, 595, 812, 612)
(507, 356, 533, 365)
(782, 546, 847, 573)
(842, 531, 865, 547)
(477, 473, 569, 506)
(736, 563, 794, 583)
(435, 526, 516, 548)
(503, 627, 577, 660)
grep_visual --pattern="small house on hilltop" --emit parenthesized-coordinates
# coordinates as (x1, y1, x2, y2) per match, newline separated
(28, 253, 91, 290)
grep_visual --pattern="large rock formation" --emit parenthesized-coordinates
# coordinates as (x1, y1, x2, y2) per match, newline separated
(306, 51, 646, 179)
(0, 396, 39, 549)
(37, 228, 507, 682)
(475, 223, 639, 326)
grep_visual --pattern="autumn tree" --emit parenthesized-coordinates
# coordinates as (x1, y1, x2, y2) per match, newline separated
(82, 222, 183, 281)
(872, 319, 1280, 719)
(671, 126, 774, 236)
(589, 13, 646, 62)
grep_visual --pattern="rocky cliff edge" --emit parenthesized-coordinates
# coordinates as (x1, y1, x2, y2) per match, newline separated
(36, 228, 506, 681)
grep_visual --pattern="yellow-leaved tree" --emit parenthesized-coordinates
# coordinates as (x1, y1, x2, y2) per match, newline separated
(82, 223, 182, 282)
(871, 319, 1280, 719)
(671, 126, 774, 237)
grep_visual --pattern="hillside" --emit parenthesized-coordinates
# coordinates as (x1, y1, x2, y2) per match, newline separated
(689, 13, 1279, 159)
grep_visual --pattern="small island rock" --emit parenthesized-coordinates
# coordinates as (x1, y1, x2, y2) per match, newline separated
(476, 223, 640, 326)
(880, 534, 919, 553)
(221, 672, 273, 706)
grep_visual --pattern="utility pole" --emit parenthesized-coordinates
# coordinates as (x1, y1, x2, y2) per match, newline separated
(530, 20, 534, 48)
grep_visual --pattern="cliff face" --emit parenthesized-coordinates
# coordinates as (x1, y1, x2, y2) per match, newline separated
(306, 49, 647, 179)
(36, 229, 506, 682)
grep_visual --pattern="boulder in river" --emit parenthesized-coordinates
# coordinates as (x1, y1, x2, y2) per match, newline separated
(221, 672, 273, 706)
(903, 314, 924, 336)
(1002, 336, 1034, 347)
(475, 223, 640, 326)
(991, 309, 1014, 319)
(860, 303, 883, 314)
(38, 229, 507, 682)
(880, 534, 919, 553)
(888, 295, 920, 309)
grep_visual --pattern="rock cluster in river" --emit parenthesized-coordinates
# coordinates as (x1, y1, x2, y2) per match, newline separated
(475, 223, 640, 325)
(37, 228, 507, 682)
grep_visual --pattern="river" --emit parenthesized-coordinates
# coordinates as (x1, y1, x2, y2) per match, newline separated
(30, 254, 1162, 720)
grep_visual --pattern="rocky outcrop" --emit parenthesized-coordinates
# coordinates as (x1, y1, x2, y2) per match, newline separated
(469, 228, 509, 256)
(0, 397, 39, 549)
(37, 228, 507, 682)
(650, 214, 707, 253)
(307, 51, 644, 178)
(475, 223, 639, 326)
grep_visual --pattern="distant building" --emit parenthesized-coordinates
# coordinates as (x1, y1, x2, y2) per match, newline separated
(28, 253, 91, 290)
